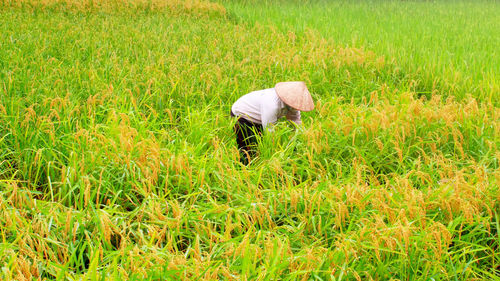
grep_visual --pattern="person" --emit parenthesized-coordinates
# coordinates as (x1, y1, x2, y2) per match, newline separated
(230, 81, 314, 165)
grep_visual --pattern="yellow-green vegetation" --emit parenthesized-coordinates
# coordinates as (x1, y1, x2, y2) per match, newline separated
(0, 0, 498, 280)
(224, 0, 500, 104)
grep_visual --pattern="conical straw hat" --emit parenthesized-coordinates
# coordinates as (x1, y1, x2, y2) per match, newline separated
(275, 81, 314, 111)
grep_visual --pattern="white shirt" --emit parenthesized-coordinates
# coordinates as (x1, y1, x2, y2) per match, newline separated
(231, 88, 301, 129)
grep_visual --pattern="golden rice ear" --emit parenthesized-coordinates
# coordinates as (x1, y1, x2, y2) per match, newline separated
(275, 81, 314, 111)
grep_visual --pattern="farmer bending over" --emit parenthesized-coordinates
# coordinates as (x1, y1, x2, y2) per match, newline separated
(230, 81, 314, 165)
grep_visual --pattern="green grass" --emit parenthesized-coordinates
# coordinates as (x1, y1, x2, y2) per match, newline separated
(222, 0, 500, 104)
(0, 0, 499, 280)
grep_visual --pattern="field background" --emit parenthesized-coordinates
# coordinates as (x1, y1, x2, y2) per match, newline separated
(224, 0, 500, 103)
(0, 0, 499, 280)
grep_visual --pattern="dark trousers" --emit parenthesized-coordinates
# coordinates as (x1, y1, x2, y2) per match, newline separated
(231, 110, 263, 165)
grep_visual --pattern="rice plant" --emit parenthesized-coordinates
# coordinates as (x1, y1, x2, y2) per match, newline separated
(0, 0, 498, 280)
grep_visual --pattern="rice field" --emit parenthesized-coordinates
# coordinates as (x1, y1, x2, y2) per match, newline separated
(0, 0, 498, 280)
(224, 0, 500, 104)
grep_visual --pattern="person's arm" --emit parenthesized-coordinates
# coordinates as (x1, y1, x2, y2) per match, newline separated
(261, 98, 279, 131)
(286, 108, 302, 127)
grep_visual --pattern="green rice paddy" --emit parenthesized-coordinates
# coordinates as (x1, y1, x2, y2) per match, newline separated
(0, 0, 498, 280)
